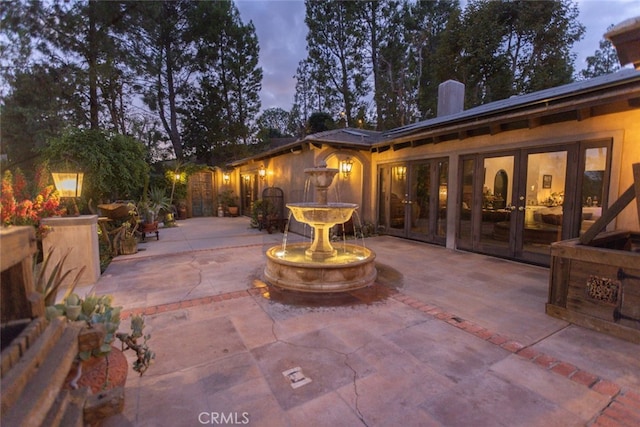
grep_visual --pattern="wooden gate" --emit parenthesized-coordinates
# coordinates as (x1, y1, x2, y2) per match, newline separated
(189, 171, 215, 217)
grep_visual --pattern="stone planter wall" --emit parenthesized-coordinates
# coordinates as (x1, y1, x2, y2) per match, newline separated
(41, 215, 100, 288)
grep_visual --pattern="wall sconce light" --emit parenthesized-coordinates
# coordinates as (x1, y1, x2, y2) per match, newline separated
(222, 172, 230, 184)
(52, 171, 84, 215)
(340, 157, 354, 179)
(259, 165, 266, 180)
(394, 166, 406, 181)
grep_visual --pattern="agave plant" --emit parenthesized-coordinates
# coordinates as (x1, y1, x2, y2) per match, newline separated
(34, 247, 86, 306)
(139, 186, 171, 223)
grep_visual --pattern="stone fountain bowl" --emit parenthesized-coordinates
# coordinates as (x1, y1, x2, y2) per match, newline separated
(287, 202, 357, 226)
(303, 167, 339, 187)
(265, 243, 377, 293)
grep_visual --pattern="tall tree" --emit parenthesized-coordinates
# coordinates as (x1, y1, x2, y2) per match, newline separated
(181, 0, 262, 163)
(290, 58, 337, 130)
(0, 66, 71, 171)
(403, 0, 459, 119)
(456, 0, 584, 107)
(129, 0, 199, 159)
(375, 1, 417, 129)
(256, 108, 293, 138)
(580, 29, 620, 79)
(1, 0, 134, 131)
(304, 0, 369, 126)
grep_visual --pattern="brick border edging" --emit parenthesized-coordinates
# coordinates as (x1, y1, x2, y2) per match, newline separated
(119, 287, 639, 426)
(391, 292, 640, 427)
(120, 288, 262, 319)
(111, 242, 270, 263)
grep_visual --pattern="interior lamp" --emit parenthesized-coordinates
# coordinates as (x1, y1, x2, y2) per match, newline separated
(394, 166, 406, 181)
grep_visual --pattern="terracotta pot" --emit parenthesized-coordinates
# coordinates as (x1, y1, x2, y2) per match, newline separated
(66, 347, 128, 394)
(141, 221, 158, 232)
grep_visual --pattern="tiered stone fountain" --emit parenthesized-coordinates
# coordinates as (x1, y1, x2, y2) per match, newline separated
(264, 164, 377, 292)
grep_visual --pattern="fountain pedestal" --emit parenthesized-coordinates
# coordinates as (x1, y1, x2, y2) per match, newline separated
(307, 224, 335, 260)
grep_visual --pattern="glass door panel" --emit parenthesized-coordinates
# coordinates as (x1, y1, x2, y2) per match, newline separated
(389, 165, 407, 232)
(378, 167, 388, 230)
(521, 151, 568, 260)
(437, 160, 448, 239)
(478, 155, 514, 256)
(379, 159, 448, 245)
(458, 158, 475, 249)
(580, 147, 607, 235)
(409, 163, 430, 236)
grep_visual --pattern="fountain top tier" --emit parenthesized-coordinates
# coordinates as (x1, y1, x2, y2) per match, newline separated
(304, 162, 338, 205)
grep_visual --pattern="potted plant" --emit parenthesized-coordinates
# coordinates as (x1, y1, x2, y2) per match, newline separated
(218, 189, 239, 217)
(251, 199, 266, 227)
(39, 256, 154, 424)
(139, 187, 170, 225)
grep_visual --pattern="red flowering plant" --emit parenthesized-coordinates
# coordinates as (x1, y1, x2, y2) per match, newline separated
(1, 166, 64, 239)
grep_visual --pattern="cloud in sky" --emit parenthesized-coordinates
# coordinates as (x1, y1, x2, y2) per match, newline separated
(236, 0, 307, 111)
(236, 0, 640, 113)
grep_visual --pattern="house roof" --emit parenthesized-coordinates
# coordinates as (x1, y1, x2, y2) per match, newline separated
(228, 128, 383, 167)
(375, 68, 640, 150)
(303, 128, 384, 147)
(231, 69, 640, 166)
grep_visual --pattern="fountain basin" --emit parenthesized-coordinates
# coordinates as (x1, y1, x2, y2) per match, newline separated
(265, 243, 377, 293)
(287, 202, 357, 226)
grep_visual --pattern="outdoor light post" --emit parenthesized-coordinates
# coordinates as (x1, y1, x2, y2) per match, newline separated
(170, 171, 181, 206)
(51, 170, 84, 216)
(44, 167, 100, 288)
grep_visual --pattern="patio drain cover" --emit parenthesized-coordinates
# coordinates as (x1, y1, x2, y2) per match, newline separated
(282, 367, 312, 389)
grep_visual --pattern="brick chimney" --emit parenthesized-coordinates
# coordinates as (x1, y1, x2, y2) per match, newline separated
(437, 80, 465, 117)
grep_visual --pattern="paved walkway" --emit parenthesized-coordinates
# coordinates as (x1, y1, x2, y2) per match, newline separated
(93, 217, 639, 427)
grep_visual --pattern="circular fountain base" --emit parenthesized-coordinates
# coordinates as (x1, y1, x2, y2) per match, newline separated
(265, 243, 377, 293)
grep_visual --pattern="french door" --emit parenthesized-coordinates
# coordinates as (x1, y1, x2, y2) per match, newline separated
(240, 174, 258, 216)
(378, 158, 448, 245)
(457, 140, 611, 265)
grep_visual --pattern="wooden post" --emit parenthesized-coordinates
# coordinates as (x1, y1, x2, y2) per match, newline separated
(579, 162, 640, 245)
(0, 227, 44, 322)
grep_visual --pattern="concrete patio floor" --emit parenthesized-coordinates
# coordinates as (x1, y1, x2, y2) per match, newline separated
(91, 217, 639, 427)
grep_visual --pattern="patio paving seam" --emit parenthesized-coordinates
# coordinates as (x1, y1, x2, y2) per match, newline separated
(248, 289, 371, 424)
(390, 293, 640, 427)
(118, 286, 639, 426)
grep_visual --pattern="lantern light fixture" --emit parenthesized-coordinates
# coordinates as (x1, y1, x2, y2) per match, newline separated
(340, 157, 354, 179)
(52, 169, 84, 216)
(222, 171, 230, 184)
(259, 165, 266, 180)
(51, 172, 84, 198)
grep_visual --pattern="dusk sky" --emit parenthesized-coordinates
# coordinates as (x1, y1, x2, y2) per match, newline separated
(235, 0, 640, 113)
